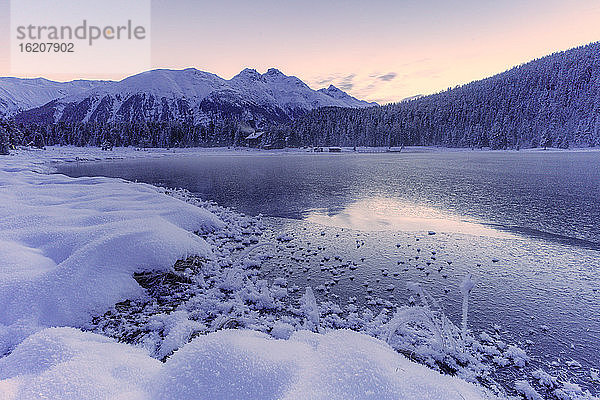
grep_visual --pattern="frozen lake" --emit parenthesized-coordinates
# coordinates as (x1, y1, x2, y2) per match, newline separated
(58, 150, 600, 388)
(60, 150, 600, 245)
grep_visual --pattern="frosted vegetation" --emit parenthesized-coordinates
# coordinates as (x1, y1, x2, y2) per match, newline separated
(0, 148, 598, 399)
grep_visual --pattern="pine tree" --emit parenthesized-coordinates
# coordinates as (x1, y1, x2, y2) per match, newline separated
(0, 123, 9, 155)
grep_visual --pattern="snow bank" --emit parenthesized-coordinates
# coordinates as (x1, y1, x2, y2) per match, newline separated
(0, 327, 499, 400)
(155, 328, 498, 400)
(0, 149, 223, 342)
(0, 327, 161, 400)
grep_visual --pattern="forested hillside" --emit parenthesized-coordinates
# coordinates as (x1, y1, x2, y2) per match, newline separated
(278, 42, 600, 149)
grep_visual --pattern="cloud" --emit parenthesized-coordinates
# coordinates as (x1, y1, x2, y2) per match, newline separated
(337, 73, 355, 91)
(378, 72, 397, 81)
(316, 77, 335, 86)
(309, 71, 404, 104)
(310, 73, 352, 89)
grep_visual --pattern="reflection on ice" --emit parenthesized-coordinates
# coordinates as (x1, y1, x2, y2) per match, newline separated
(304, 197, 512, 237)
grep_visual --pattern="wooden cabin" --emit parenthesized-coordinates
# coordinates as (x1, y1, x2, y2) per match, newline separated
(245, 131, 264, 148)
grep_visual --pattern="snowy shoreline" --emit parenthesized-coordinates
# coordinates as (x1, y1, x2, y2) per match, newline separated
(19, 144, 600, 170)
(0, 147, 597, 400)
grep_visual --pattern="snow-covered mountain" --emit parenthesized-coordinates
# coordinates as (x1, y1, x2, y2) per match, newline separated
(4, 68, 376, 125)
(0, 77, 110, 116)
(317, 85, 369, 105)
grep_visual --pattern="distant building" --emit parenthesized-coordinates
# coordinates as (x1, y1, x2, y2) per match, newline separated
(245, 131, 264, 148)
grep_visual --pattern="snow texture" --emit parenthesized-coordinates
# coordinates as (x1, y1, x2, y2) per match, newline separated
(0, 327, 161, 400)
(0, 327, 499, 400)
(0, 77, 109, 116)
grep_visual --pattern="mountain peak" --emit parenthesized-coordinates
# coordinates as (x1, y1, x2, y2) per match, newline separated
(264, 68, 284, 76)
(318, 84, 347, 97)
(234, 68, 263, 81)
(318, 85, 378, 107)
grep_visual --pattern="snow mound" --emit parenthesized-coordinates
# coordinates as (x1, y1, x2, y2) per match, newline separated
(0, 327, 161, 400)
(0, 161, 223, 339)
(0, 328, 499, 400)
(154, 329, 498, 400)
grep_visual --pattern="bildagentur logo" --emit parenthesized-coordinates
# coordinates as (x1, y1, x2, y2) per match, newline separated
(10, 0, 151, 77)
(15, 20, 147, 46)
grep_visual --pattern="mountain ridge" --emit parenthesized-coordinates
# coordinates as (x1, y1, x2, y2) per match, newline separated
(1, 68, 377, 126)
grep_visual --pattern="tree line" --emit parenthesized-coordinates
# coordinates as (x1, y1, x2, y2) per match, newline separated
(0, 118, 253, 150)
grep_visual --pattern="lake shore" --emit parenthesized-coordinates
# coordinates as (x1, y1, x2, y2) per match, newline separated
(7, 144, 600, 169)
(1, 146, 598, 400)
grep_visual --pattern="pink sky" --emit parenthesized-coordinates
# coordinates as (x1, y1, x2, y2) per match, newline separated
(1, 0, 599, 103)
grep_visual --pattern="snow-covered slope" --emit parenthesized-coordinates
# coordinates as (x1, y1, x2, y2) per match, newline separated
(8, 68, 376, 125)
(400, 94, 424, 102)
(0, 77, 109, 117)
